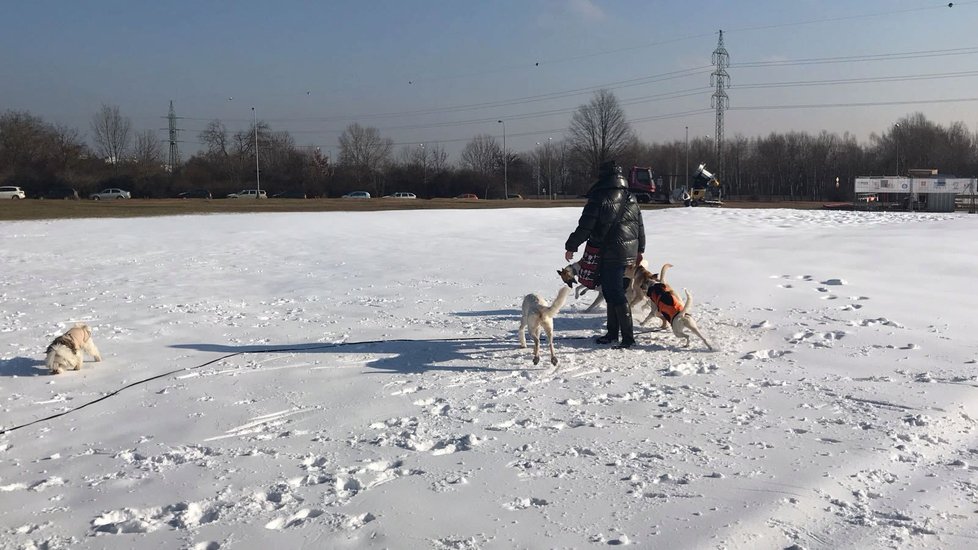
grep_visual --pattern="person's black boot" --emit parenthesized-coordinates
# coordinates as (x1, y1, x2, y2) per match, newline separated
(615, 304, 636, 349)
(595, 305, 620, 344)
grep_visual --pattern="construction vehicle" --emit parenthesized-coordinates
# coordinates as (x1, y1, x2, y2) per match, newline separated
(628, 166, 690, 204)
(687, 163, 723, 206)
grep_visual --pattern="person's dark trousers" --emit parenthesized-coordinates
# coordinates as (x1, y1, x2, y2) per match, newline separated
(596, 264, 632, 345)
(613, 303, 635, 348)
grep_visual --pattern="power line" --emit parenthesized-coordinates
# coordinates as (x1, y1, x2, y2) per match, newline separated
(172, 43, 978, 139)
(734, 46, 978, 69)
(381, 2, 972, 86)
(736, 69, 978, 90)
(730, 96, 978, 112)
(177, 66, 713, 124)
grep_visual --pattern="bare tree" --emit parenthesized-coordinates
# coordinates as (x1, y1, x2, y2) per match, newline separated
(338, 123, 393, 190)
(460, 134, 500, 176)
(0, 110, 49, 172)
(426, 143, 450, 174)
(568, 89, 634, 176)
(90, 104, 131, 164)
(199, 120, 230, 157)
(198, 120, 245, 186)
(133, 130, 164, 167)
(50, 124, 87, 172)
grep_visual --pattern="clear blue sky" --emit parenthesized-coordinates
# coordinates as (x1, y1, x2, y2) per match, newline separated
(3, 0, 976, 160)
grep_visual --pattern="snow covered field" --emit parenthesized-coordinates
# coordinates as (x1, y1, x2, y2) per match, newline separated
(1, 207, 977, 549)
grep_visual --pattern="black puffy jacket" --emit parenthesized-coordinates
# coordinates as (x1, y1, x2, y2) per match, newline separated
(565, 174, 646, 266)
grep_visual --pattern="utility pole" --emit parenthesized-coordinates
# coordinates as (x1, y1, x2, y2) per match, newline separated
(685, 125, 689, 191)
(164, 100, 181, 173)
(498, 120, 507, 199)
(711, 30, 730, 181)
(548, 137, 553, 199)
(252, 107, 260, 196)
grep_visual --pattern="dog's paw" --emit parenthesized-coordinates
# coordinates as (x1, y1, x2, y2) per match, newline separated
(551, 356, 558, 366)
(93, 356, 102, 362)
(533, 356, 540, 365)
(50, 368, 63, 375)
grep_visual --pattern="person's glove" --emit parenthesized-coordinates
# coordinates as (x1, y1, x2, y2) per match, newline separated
(565, 250, 574, 262)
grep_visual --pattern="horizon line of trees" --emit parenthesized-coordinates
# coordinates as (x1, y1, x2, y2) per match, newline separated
(2, 93, 977, 201)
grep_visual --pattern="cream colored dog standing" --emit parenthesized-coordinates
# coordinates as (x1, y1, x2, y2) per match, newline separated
(45, 323, 102, 374)
(519, 286, 571, 366)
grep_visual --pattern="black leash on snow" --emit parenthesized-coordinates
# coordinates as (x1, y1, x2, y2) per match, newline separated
(1, 332, 617, 436)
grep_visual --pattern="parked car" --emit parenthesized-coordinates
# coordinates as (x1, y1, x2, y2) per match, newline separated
(342, 191, 371, 199)
(383, 192, 417, 199)
(272, 190, 308, 199)
(454, 193, 478, 200)
(43, 187, 80, 200)
(177, 189, 212, 199)
(227, 189, 267, 199)
(90, 188, 131, 200)
(0, 186, 26, 199)
(506, 194, 524, 200)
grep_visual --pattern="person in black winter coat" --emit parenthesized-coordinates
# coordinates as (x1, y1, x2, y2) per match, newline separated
(564, 160, 646, 348)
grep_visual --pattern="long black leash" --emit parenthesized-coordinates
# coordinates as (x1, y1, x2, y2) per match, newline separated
(2, 332, 630, 436)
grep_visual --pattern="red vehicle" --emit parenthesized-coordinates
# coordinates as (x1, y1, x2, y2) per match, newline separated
(628, 166, 669, 203)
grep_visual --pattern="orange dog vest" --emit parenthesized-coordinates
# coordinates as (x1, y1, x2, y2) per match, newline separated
(647, 283, 684, 323)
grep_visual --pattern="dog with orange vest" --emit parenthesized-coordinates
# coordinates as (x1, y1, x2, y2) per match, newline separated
(635, 263, 714, 351)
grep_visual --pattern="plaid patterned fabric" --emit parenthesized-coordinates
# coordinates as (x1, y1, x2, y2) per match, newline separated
(577, 243, 601, 289)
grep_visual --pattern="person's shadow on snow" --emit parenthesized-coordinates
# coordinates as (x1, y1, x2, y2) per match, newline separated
(168, 306, 613, 374)
(0, 357, 48, 377)
(170, 338, 527, 374)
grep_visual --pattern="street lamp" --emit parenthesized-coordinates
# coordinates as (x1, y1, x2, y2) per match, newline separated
(419, 143, 427, 192)
(535, 141, 542, 198)
(547, 137, 553, 200)
(894, 123, 901, 176)
(685, 126, 689, 191)
(252, 107, 260, 196)
(497, 120, 507, 199)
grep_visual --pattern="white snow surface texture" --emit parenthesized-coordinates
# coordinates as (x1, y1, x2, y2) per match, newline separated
(1, 207, 977, 549)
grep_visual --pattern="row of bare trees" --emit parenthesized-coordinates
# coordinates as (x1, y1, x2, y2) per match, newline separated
(3, 93, 977, 200)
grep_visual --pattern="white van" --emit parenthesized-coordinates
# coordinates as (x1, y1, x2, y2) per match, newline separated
(227, 189, 268, 199)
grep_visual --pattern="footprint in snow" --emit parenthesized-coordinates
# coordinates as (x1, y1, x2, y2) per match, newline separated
(742, 349, 792, 360)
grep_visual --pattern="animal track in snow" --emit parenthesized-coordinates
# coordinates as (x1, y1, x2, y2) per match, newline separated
(852, 317, 904, 329)
(787, 329, 846, 347)
(91, 501, 220, 535)
(742, 349, 792, 360)
(264, 508, 324, 530)
(502, 497, 549, 510)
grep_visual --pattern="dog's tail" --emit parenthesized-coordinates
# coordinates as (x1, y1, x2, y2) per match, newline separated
(545, 286, 572, 317)
(659, 263, 674, 283)
(680, 288, 693, 316)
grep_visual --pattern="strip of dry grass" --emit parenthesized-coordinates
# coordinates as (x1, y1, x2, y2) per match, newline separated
(0, 198, 824, 221)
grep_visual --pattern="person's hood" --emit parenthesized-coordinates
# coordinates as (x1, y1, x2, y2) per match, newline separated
(586, 174, 628, 196)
